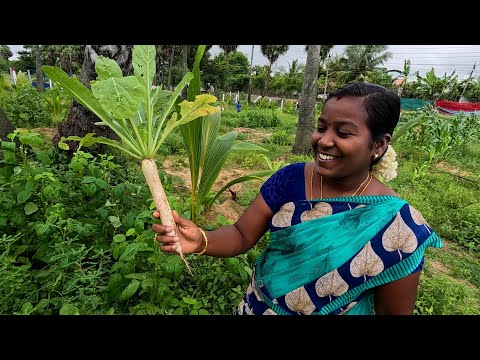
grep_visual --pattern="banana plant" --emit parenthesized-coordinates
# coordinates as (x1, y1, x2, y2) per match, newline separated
(43, 45, 220, 272)
(178, 45, 271, 224)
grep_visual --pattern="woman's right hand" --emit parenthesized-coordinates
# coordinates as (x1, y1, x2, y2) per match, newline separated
(152, 210, 205, 254)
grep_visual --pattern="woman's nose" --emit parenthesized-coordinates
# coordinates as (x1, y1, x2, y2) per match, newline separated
(318, 131, 334, 147)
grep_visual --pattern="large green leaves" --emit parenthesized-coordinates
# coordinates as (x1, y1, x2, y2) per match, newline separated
(42, 66, 111, 123)
(91, 76, 143, 120)
(43, 45, 220, 159)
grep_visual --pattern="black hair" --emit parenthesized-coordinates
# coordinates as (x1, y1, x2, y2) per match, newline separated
(326, 81, 400, 142)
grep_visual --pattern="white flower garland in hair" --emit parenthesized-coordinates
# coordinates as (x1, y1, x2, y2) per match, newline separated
(372, 145, 398, 182)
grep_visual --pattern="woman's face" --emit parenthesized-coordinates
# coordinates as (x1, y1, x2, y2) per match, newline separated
(310, 96, 377, 179)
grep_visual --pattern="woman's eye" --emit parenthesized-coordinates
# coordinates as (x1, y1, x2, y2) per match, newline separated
(317, 127, 326, 133)
(337, 131, 350, 137)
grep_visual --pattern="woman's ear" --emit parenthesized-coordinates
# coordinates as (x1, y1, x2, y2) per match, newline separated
(375, 133, 392, 155)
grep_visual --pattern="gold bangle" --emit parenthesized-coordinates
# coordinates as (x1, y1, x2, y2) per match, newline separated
(194, 228, 208, 255)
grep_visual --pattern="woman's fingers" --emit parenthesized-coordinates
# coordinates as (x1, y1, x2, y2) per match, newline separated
(159, 242, 178, 252)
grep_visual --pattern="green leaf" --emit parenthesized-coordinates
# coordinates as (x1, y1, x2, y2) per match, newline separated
(42, 66, 112, 122)
(125, 228, 136, 237)
(182, 297, 197, 305)
(19, 132, 43, 147)
(119, 280, 140, 302)
(113, 234, 126, 243)
(119, 242, 146, 262)
(59, 304, 80, 315)
(17, 190, 33, 204)
(24, 202, 39, 215)
(133, 45, 156, 94)
(81, 176, 97, 184)
(95, 56, 123, 81)
(1, 141, 16, 164)
(25, 180, 37, 192)
(91, 76, 143, 120)
(109, 216, 122, 228)
(58, 141, 69, 150)
(113, 184, 125, 198)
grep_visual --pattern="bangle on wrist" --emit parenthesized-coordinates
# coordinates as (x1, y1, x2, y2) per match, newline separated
(194, 228, 208, 255)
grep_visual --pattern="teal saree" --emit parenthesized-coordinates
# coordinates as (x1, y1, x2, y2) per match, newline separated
(237, 195, 443, 315)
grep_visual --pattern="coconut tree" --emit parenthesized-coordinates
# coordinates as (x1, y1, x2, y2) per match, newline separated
(334, 45, 392, 83)
(52, 45, 133, 154)
(260, 45, 289, 96)
(283, 59, 305, 98)
(34, 45, 44, 92)
(292, 45, 321, 155)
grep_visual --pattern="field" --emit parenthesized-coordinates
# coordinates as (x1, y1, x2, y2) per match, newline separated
(1, 103, 480, 315)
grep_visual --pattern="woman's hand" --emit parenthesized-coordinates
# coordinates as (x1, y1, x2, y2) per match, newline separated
(152, 210, 204, 254)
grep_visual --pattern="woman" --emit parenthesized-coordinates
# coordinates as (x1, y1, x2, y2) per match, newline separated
(152, 82, 442, 315)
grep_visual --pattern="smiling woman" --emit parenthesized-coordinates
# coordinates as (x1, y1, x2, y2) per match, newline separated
(152, 81, 443, 315)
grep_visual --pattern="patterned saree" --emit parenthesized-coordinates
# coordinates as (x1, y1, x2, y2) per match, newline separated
(237, 195, 443, 315)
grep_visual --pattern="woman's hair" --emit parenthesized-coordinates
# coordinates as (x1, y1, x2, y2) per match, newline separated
(326, 82, 400, 142)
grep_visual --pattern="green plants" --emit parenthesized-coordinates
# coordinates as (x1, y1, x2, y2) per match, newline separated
(43, 45, 219, 271)
(178, 45, 270, 223)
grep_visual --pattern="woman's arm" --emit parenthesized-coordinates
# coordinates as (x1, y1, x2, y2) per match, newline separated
(152, 193, 273, 257)
(374, 271, 421, 315)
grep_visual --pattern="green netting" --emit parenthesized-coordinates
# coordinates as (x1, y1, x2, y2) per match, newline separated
(400, 98, 433, 110)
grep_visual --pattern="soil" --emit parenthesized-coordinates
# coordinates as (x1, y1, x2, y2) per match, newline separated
(436, 161, 472, 178)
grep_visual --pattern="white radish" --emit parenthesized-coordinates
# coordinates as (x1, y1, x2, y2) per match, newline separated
(142, 158, 192, 274)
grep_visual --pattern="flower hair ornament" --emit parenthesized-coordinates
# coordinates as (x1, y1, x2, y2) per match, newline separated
(371, 145, 398, 182)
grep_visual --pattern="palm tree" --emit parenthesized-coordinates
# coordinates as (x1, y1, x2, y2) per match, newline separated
(260, 45, 289, 96)
(283, 59, 304, 98)
(292, 45, 321, 155)
(52, 45, 133, 154)
(334, 45, 392, 83)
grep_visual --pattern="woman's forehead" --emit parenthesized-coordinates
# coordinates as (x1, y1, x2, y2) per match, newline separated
(321, 97, 368, 123)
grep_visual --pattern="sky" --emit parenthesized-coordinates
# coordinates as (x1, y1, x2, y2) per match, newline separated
(209, 45, 480, 80)
(8, 45, 480, 80)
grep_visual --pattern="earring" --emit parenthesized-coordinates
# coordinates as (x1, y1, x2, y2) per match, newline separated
(374, 154, 379, 159)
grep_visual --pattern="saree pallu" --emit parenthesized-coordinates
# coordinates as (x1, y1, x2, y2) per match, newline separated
(237, 195, 443, 315)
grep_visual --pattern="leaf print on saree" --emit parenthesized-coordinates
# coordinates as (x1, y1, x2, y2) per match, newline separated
(315, 269, 349, 301)
(350, 242, 384, 282)
(285, 286, 316, 314)
(272, 202, 295, 228)
(409, 205, 430, 227)
(300, 202, 333, 222)
(382, 213, 417, 260)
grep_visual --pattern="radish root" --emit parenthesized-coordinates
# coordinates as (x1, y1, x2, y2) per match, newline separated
(142, 159, 193, 275)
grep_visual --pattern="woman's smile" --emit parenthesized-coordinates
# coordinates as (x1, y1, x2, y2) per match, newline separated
(317, 152, 337, 162)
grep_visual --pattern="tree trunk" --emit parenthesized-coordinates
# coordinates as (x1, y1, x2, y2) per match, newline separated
(247, 45, 254, 104)
(53, 45, 133, 154)
(34, 45, 44, 92)
(292, 45, 321, 155)
(167, 45, 175, 91)
(181, 45, 188, 100)
(0, 105, 15, 141)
